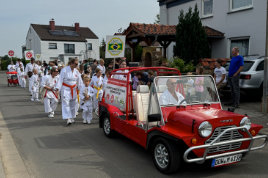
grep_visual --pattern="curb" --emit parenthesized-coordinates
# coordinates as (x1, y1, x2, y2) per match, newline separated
(0, 112, 31, 178)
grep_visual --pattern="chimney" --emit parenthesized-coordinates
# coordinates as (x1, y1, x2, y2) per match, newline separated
(75, 22, 79, 32)
(49, 19, 55, 31)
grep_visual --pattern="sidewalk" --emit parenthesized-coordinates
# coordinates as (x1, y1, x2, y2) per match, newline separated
(0, 111, 31, 178)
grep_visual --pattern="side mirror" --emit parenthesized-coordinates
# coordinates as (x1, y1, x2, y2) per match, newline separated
(148, 114, 161, 122)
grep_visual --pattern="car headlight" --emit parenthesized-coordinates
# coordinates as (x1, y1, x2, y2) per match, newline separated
(240, 117, 251, 130)
(198, 121, 213, 137)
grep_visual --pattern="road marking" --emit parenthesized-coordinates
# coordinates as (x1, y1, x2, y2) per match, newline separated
(0, 111, 31, 178)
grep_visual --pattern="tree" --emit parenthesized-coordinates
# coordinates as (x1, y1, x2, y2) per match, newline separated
(100, 38, 106, 59)
(174, 4, 210, 65)
(154, 14, 160, 24)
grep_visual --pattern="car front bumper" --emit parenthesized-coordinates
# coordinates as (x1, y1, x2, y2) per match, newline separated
(183, 126, 268, 163)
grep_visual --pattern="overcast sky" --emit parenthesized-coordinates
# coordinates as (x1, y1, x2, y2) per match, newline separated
(0, 0, 159, 58)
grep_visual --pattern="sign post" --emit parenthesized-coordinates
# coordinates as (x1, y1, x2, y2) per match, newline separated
(36, 54, 41, 62)
(8, 50, 14, 57)
(24, 50, 34, 60)
(8, 50, 14, 64)
(105, 35, 126, 69)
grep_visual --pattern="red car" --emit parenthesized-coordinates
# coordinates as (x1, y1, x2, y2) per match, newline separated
(99, 67, 267, 174)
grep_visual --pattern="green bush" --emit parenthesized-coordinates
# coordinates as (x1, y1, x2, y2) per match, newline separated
(0, 56, 28, 70)
(168, 57, 195, 73)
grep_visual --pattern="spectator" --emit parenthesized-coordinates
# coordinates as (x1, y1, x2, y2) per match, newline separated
(132, 72, 143, 90)
(226, 47, 244, 108)
(97, 58, 105, 76)
(214, 59, 227, 92)
(91, 59, 98, 75)
(115, 58, 120, 69)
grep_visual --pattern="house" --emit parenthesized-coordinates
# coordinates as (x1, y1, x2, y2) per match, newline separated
(25, 19, 100, 64)
(158, 0, 267, 59)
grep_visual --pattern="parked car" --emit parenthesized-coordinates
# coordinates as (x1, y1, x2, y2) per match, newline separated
(225, 56, 264, 94)
(98, 67, 268, 174)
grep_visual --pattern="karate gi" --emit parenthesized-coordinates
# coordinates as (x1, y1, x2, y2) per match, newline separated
(79, 85, 94, 123)
(7, 64, 16, 72)
(97, 65, 106, 75)
(15, 62, 24, 70)
(31, 74, 40, 101)
(159, 90, 185, 106)
(103, 75, 108, 90)
(56, 66, 82, 120)
(42, 75, 59, 116)
(112, 70, 131, 81)
(20, 71, 26, 88)
(25, 63, 39, 93)
(90, 75, 103, 110)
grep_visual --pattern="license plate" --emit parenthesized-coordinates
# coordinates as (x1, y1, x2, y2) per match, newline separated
(211, 154, 242, 167)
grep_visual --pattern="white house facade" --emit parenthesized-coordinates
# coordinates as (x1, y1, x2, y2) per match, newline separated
(25, 20, 100, 64)
(158, 0, 267, 59)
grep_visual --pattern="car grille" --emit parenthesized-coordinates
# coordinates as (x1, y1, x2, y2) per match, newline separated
(205, 126, 243, 154)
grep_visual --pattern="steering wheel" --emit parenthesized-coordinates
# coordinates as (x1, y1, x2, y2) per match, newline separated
(179, 99, 187, 105)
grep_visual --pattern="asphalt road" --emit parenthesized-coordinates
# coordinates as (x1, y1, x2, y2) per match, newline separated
(0, 72, 268, 178)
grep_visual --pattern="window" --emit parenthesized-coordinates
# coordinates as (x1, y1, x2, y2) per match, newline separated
(49, 43, 57, 49)
(256, 60, 264, 71)
(230, 39, 249, 57)
(230, 0, 252, 11)
(64, 44, 75, 54)
(202, 0, 213, 16)
(87, 43, 92, 50)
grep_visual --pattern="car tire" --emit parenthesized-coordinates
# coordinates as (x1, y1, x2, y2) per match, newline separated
(152, 137, 181, 174)
(103, 117, 114, 138)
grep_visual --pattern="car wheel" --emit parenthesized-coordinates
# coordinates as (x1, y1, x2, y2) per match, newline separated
(103, 117, 114, 137)
(152, 138, 181, 174)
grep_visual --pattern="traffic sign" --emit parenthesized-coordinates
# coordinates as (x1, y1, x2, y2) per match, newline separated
(24, 50, 34, 60)
(36, 54, 41, 60)
(105, 35, 126, 58)
(8, 50, 14, 57)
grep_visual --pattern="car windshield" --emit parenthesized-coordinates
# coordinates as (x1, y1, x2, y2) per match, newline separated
(154, 76, 220, 107)
(225, 61, 254, 72)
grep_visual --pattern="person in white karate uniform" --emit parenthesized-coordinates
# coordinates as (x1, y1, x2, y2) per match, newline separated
(90, 68, 103, 115)
(111, 60, 131, 81)
(42, 67, 59, 118)
(19, 67, 26, 88)
(15, 59, 24, 70)
(7, 61, 16, 72)
(80, 76, 94, 124)
(159, 78, 186, 106)
(25, 58, 39, 94)
(31, 68, 40, 101)
(96, 58, 105, 76)
(55, 58, 82, 125)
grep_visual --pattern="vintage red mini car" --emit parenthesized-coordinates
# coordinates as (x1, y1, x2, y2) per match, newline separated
(99, 67, 267, 174)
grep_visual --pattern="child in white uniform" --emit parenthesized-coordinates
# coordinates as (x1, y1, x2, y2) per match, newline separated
(31, 69, 40, 101)
(42, 67, 59, 118)
(80, 77, 94, 124)
(90, 68, 103, 115)
(20, 68, 26, 88)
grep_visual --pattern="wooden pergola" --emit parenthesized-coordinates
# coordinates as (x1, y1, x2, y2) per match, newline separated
(119, 23, 224, 61)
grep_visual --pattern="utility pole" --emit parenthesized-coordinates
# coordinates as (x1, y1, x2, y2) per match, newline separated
(263, 0, 268, 114)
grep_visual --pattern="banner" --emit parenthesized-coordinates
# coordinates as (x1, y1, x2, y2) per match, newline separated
(104, 83, 126, 111)
(24, 50, 34, 60)
(105, 35, 126, 58)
